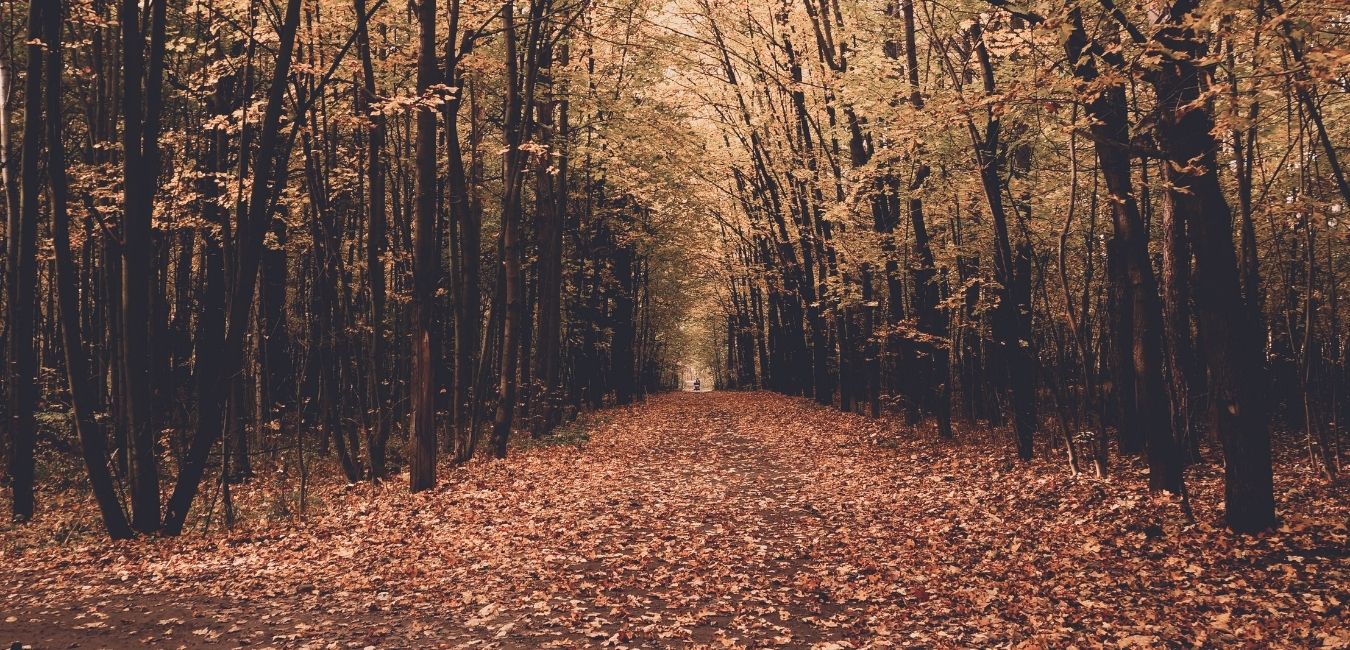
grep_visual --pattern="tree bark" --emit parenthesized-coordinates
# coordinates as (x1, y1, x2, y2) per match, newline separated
(45, 0, 134, 539)
(355, 0, 389, 480)
(7, 0, 44, 522)
(1149, 0, 1274, 532)
(162, 0, 305, 535)
(119, 0, 168, 533)
(1061, 8, 1179, 491)
(409, 0, 440, 490)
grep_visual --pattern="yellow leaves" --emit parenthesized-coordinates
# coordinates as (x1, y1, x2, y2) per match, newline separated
(369, 85, 462, 117)
(518, 141, 552, 159)
(167, 36, 199, 54)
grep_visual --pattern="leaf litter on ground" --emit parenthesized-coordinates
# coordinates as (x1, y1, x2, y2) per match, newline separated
(2, 391, 1347, 648)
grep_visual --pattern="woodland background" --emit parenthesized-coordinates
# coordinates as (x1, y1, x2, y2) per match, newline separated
(0, 0, 1347, 544)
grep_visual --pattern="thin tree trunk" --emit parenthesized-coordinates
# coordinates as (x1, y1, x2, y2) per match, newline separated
(409, 0, 440, 490)
(354, 0, 389, 480)
(8, 0, 44, 522)
(162, 0, 305, 535)
(45, 0, 133, 539)
(118, 0, 167, 533)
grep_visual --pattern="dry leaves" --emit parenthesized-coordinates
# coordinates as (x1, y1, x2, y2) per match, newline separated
(2, 392, 1346, 648)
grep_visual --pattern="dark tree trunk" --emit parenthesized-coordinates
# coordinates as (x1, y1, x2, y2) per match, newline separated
(355, 0, 389, 480)
(1062, 8, 1180, 491)
(612, 239, 637, 405)
(492, 0, 548, 456)
(445, 0, 483, 460)
(901, 0, 951, 437)
(409, 0, 440, 490)
(7, 0, 43, 522)
(1150, 0, 1274, 532)
(118, 0, 168, 533)
(45, 0, 133, 539)
(972, 20, 1036, 460)
(532, 40, 566, 437)
(162, 0, 304, 535)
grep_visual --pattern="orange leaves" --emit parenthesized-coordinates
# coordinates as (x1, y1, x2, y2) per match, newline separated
(3, 392, 1347, 647)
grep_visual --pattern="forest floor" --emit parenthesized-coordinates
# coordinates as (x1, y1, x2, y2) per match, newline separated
(2, 391, 1348, 649)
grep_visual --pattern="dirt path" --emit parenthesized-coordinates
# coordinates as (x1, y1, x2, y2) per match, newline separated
(3, 392, 1346, 648)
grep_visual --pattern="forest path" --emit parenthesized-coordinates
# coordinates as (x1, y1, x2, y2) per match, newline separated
(4, 392, 1347, 648)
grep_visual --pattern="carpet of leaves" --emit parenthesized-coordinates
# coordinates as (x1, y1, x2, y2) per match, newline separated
(2, 391, 1347, 649)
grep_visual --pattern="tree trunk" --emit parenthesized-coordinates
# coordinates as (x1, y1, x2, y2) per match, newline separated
(971, 20, 1036, 460)
(355, 0, 389, 480)
(532, 39, 566, 437)
(409, 0, 440, 490)
(162, 0, 305, 535)
(7, 0, 44, 522)
(46, 0, 133, 538)
(118, 0, 167, 533)
(1150, 1, 1274, 532)
(1062, 8, 1179, 491)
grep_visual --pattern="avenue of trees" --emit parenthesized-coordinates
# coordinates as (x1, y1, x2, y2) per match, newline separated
(699, 0, 1348, 533)
(0, 0, 1346, 539)
(0, 0, 709, 538)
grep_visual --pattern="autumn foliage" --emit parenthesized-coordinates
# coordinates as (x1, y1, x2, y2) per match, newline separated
(4, 394, 1348, 646)
(0, 0, 1348, 644)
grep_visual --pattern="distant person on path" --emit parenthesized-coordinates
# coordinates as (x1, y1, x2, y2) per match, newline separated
(693, 379, 701, 391)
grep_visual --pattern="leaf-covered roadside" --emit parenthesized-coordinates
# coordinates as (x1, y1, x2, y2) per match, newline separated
(3, 391, 1347, 648)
